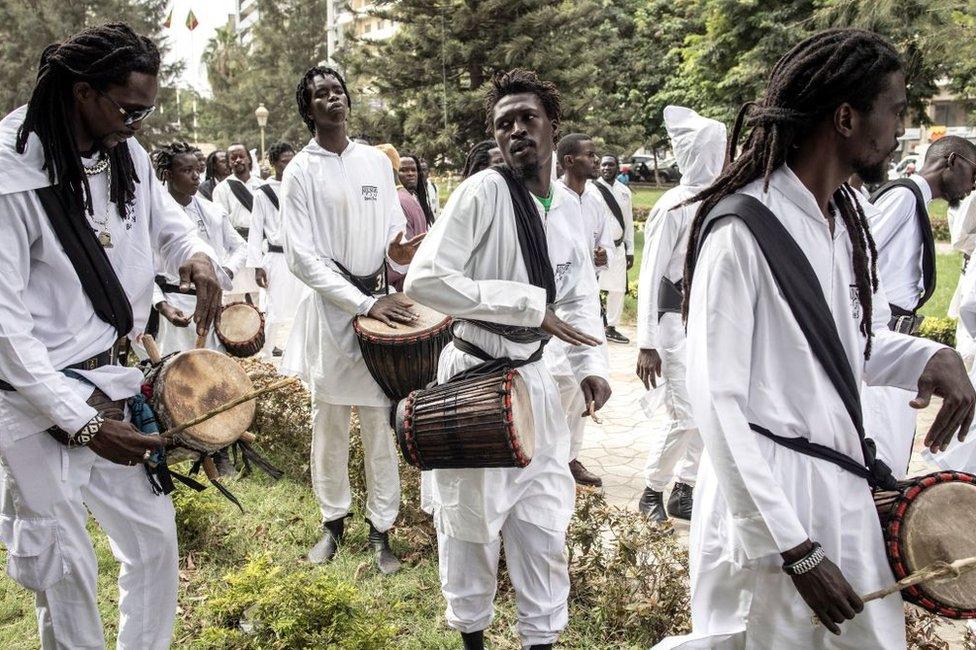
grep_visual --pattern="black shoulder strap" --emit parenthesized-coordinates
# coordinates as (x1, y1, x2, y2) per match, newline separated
(593, 180, 626, 245)
(197, 179, 214, 201)
(36, 186, 133, 337)
(693, 193, 895, 489)
(257, 184, 279, 211)
(492, 165, 556, 304)
(226, 178, 254, 212)
(870, 179, 935, 311)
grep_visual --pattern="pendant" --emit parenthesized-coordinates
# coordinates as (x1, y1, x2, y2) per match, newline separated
(97, 230, 113, 248)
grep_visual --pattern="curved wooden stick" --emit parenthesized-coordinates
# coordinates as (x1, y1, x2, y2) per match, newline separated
(160, 377, 300, 443)
(861, 555, 976, 603)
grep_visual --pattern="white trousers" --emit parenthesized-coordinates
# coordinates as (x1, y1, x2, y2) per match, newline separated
(0, 430, 178, 650)
(604, 290, 625, 328)
(310, 400, 400, 531)
(261, 252, 307, 356)
(553, 373, 587, 461)
(644, 314, 702, 491)
(438, 515, 569, 647)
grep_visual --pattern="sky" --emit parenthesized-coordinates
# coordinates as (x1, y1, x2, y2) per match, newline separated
(159, 0, 237, 94)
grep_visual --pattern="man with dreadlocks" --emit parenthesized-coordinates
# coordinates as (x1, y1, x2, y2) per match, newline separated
(654, 30, 974, 649)
(862, 135, 976, 479)
(462, 139, 504, 178)
(593, 153, 635, 345)
(0, 23, 225, 649)
(386, 151, 436, 291)
(198, 149, 229, 201)
(405, 69, 610, 650)
(247, 140, 303, 356)
(214, 142, 266, 303)
(281, 65, 423, 575)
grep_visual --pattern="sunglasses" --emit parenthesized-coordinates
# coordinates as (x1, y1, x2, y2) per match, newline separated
(97, 90, 156, 126)
(952, 152, 976, 169)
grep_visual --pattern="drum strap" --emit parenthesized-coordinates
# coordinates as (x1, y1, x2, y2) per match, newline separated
(448, 333, 546, 384)
(657, 276, 683, 322)
(870, 179, 935, 312)
(593, 180, 627, 248)
(331, 258, 388, 297)
(693, 193, 897, 491)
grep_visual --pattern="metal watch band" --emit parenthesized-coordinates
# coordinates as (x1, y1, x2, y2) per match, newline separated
(70, 414, 104, 448)
(783, 542, 825, 575)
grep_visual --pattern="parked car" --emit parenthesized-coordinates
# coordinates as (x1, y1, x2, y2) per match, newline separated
(621, 155, 681, 183)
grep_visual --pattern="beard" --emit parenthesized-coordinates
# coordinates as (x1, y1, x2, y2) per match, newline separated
(852, 156, 888, 185)
(948, 195, 963, 209)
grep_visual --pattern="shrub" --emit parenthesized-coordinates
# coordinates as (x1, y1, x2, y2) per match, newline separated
(198, 554, 395, 649)
(930, 214, 949, 242)
(917, 317, 956, 347)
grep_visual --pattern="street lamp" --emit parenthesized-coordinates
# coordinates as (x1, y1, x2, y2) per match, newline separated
(254, 103, 269, 162)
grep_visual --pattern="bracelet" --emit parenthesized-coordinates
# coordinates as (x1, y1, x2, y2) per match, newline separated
(70, 414, 104, 448)
(783, 542, 825, 575)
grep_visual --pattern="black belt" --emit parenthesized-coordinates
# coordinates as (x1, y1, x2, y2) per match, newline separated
(268, 244, 284, 254)
(888, 303, 923, 335)
(235, 227, 250, 239)
(0, 340, 126, 392)
(657, 276, 683, 321)
(154, 274, 196, 296)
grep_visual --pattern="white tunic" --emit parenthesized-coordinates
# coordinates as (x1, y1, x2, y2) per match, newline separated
(0, 106, 226, 443)
(656, 166, 943, 649)
(281, 139, 406, 407)
(405, 170, 608, 543)
(593, 177, 634, 293)
(213, 174, 265, 296)
(152, 196, 246, 355)
(554, 179, 615, 269)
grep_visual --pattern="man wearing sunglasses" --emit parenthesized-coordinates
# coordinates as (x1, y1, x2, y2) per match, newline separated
(0, 23, 225, 649)
(864, 134, 976, 480)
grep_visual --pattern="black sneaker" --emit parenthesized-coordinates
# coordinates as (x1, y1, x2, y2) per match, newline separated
(638, 487, 667, 522)
(605, 327, 630, 344)
(667, 482, 694, 521)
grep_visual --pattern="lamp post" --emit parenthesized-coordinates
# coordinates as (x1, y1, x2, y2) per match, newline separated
(254, 103, 269, 163)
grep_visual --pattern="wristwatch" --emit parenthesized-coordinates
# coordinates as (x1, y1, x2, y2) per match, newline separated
(783, 542, 826, 575)
(70, 414, 104, 448)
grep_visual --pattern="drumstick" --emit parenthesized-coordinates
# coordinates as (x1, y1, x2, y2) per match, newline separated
(195, 333, 207, 349)
(159, 377, 300, 443)
(588, 400, 602, 424)
(142, 334, 162, 365)
(240, 431, 257, 444)
(202, 456, 221, 482)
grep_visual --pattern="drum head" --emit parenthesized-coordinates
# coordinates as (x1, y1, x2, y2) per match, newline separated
(902, 480, 976, 610)
(509, 372, 535, 462)
(219, 303, 263, 343)
(159, 349, 255, 451)
(355, 300, 450, 340)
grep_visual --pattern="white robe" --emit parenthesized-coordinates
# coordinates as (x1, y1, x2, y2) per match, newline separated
(280, 138, 407, 407)
(594, 177, 635, 293)
(405, 170, 608, 544)
(247, 178, 308, 352)
(948, 194, 976, 360)
(655, 166, 942, 649)
(153, 196, 246, 356)
(862, 175, 934, 477)
(213, 174, 265, 298)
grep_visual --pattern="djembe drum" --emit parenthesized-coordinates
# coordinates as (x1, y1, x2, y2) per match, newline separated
(354, 302, 452, 401)
(145, 348, 256, 462)
(394, 369, 534, 470)
(874, 471, 976, 618)
(217, 302, 265, 357)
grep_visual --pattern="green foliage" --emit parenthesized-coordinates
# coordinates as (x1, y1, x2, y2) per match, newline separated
(198, 554, 395, 649)
(917, 316, 956, 347)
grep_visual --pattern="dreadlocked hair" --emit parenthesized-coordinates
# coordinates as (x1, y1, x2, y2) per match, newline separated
(295, 66, 351, 134)
(152, 142, 200, 182)
(681, 28, 900, 359)
(204, 149, 225, 181)
(268, 141, 294, 165)
(484, 69, 562, 133)
(16, 23, 160, 219)
(403, 153, 436, 226)
(462, 140, 495, 178)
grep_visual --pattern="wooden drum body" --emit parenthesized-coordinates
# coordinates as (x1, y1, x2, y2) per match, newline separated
(395, 369, 535, 470)
(217, 302, 265, 358)
(874, 471, 976, 617)
(354, 302, 451, 401)
(149, 349, 256, 459)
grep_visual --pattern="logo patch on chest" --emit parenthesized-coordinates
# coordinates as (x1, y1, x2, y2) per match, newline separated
(361, 185, 378, 201)
(849, 284, 862, 321)
(555, 261, 572, 283)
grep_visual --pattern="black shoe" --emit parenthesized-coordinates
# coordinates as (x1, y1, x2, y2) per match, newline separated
(529, 645, 553, 649)
(214, 448, 236, 477)
(272, 346, 284, 357)
(638, 487, 667, 522)
(367, 519, 402, 575)
(605, 327, 630, 344)
(308, 517, 345, 564)
(569, 459, 603, 487)
(461, 630, 485, 650)
(667, 482, 694, 521)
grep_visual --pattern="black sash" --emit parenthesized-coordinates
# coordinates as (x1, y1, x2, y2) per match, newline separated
(36, 185, 133, 337)
(593, 180, 626, 248)
(692, 193, 896, 490)
(227, 178, 254, 212)
(332, 259, 388, 296)
(870, 179, 936, 312)
(258, 184, 279, 211)
(198, 178, 215, 202)
(657, 276, 683, 321)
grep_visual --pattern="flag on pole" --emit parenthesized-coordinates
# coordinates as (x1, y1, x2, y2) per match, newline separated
(162, 7, 172, 28)
(186, 9, 199, 31)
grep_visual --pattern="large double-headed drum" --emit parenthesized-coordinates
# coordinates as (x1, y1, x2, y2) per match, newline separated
(146, 348, 256, 461)
(217, 302, 265, 358)
(354, 302, 452, 401)
(874, 471, 976, 618)
(395, 369, 535, 470)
